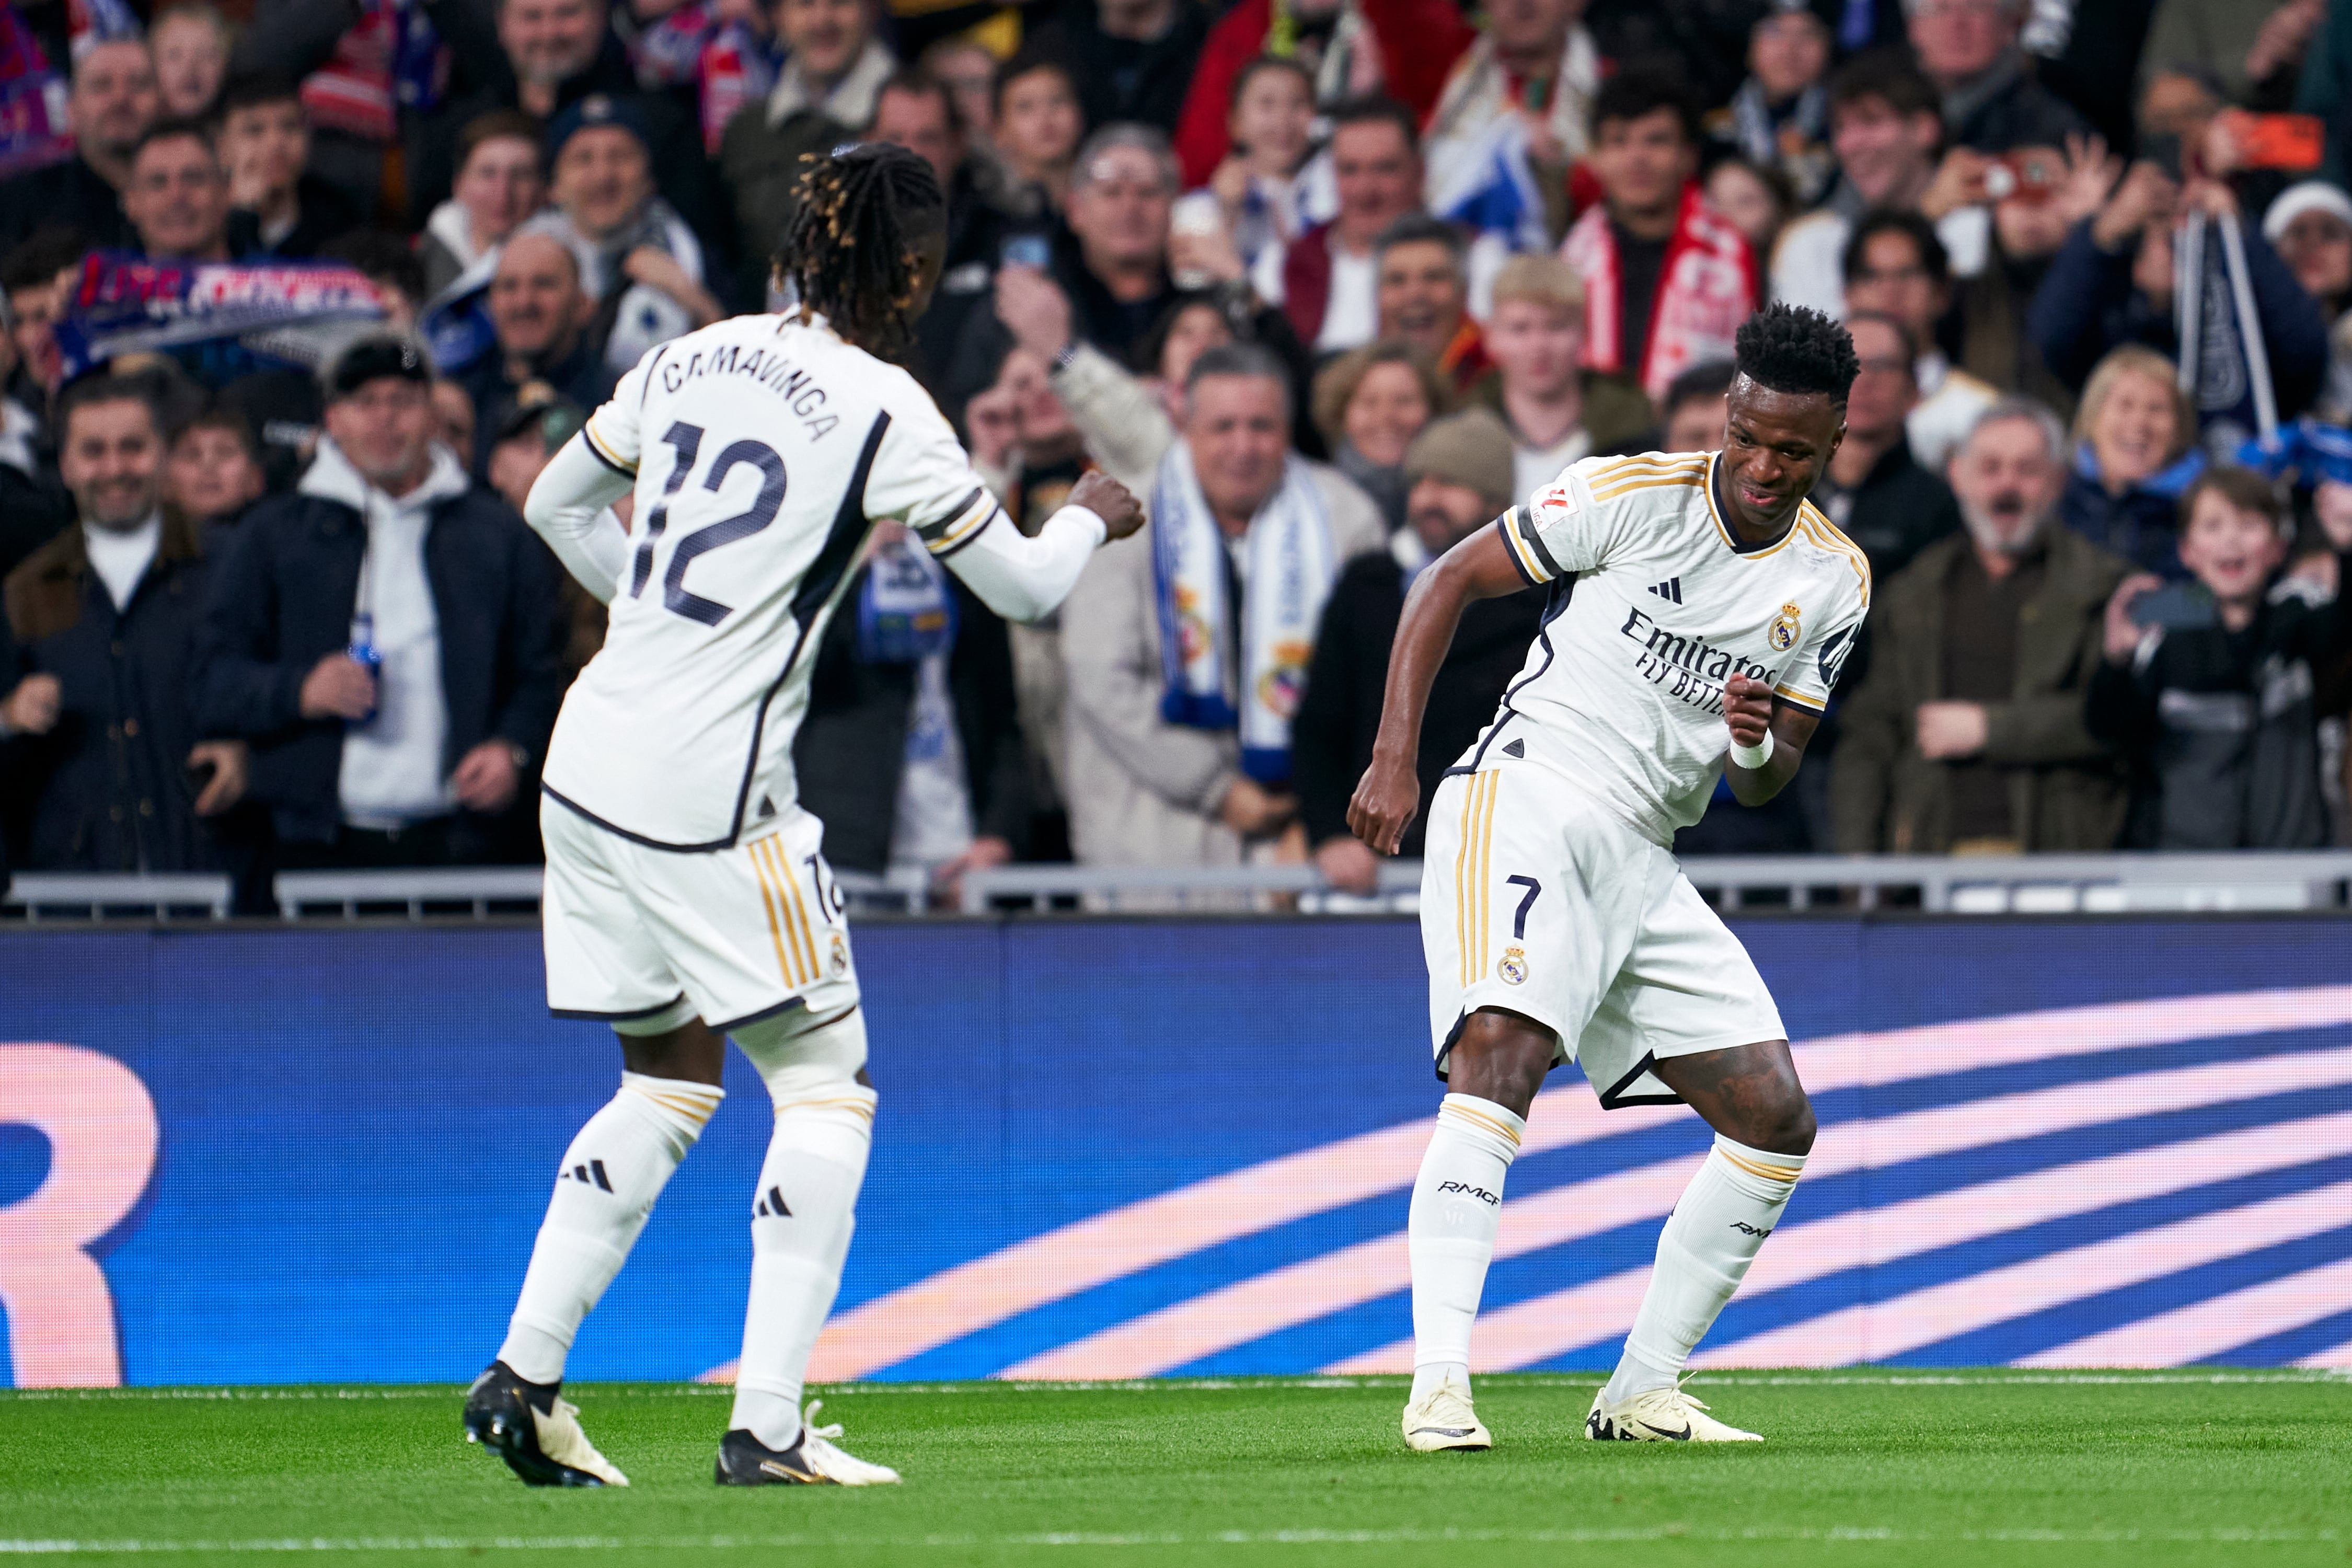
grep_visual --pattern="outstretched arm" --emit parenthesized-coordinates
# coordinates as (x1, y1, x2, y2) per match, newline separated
(523, 433, 636, 604)
(1347, 524, 1532, 855)
(939, 470, 1144, 624)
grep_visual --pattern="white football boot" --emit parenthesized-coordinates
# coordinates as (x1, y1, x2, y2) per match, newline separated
(1586, 1381, 1762, 1443)
(715, 1400, 902, 1486)
(1400, 1374, 1494, 1451)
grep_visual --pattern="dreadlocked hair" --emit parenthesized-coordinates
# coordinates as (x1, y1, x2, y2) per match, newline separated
(1733, 301, 1861, 404)
(776, 142, 946, 356)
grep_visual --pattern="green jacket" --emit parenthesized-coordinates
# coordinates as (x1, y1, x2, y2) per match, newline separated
(717, 43, 896, 301)
(1830, 525, 2134, 854)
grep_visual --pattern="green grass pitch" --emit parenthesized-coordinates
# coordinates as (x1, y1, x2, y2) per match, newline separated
(3, 1372, 2347, 1565)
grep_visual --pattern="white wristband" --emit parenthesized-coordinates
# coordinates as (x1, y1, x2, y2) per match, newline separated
(1729, 729, 1775, 771)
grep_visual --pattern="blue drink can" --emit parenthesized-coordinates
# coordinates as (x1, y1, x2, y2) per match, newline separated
(347, 612, 382, 727)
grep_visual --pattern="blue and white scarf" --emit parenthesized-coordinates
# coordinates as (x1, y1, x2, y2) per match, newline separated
(856, 532, 957, 665)
(53, 251, 386, 381)
(1150, 441, 1336, 785)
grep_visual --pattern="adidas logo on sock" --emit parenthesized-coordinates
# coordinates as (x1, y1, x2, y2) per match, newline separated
(561, 1159, 614, 1192)
(754, 1184, 793, 1218)
(1646, 578, 1684, 605)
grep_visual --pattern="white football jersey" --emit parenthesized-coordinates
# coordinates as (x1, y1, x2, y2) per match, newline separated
(541, 314, 1009, 850)
(1471, 450, 1871, 846)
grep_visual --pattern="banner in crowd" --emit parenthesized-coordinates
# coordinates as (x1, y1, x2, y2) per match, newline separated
(3, 917, 2350, 1387)
(53, 251, 386, 382)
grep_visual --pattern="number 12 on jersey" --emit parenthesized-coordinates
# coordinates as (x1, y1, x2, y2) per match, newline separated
(629, 421, 789, 627)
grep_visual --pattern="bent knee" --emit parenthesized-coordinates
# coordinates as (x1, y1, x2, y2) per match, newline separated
(1446, 1009, 1558, 1114)
(1751, 1089, 1816, 1157)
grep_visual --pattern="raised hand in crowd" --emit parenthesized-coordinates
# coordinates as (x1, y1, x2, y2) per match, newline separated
(622, 245, 722, 330)
(2101, 574, 2166, 663)
(2091, 161, 2179, 253)
(2246, 0, 2325, 87)
(1, 672, 61, 735)
(995, 263, 1075, 361)
(1917, 146, 1994, 222)
(187, 740, 248, 817)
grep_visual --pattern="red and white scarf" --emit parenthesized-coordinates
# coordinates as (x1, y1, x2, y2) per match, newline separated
(1560, 183, 1756, 401)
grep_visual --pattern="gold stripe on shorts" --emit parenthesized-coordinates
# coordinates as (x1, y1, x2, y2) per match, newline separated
(747, 838, 803, 986)
(775, 841, 822, 980)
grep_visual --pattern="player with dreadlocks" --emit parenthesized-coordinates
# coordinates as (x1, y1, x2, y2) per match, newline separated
(1349, 302, 1866, 1450)
(464, 142, 1143, 1490)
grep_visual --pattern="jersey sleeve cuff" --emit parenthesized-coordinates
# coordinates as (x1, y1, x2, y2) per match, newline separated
(581, 421, 637, 476)
(1770, 684, 1827, 713)
(1496, 508, 1554, 587)
(919, 487, 998, 557)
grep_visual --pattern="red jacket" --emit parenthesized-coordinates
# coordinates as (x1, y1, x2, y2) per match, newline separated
(1171, 0, 1474, 189)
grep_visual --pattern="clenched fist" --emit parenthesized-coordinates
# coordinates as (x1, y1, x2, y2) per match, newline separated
(1070, 470, 1146, 541)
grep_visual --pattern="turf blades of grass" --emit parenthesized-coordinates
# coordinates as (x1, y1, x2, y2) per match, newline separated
(2, 1372, 2346, 1566)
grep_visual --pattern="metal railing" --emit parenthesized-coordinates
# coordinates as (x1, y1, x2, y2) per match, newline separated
(5, 852, 2351, 923)
(2, 871, 233, 921)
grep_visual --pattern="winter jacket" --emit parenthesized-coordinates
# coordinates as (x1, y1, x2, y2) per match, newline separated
(2058, 445, 2205, 582)
(1, 514, 227, 871)
(1832, 526, 2135, 853)
(1291, 545, 1545, 856)
(1025, 0, 1212, 139)
(2027, 216, 2328, 431)
(717, 40, 895, 307)
(2086, 577, 2344, 849)
(793, 567, 1030, 873)
(196, 452, 566, 847)
(1059, 456, 1386, 871)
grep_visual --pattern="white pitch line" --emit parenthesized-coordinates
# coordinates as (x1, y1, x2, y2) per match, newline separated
(3, 1370, 2344, 1401)
(2, 1527, 2344, 1554)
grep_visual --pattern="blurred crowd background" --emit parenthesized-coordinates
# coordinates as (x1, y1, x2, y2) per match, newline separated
(3, 0, 2350, 912)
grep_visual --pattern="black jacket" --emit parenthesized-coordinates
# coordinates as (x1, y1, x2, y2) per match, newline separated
(2086, 579, 2344, 850)
(1, 515, 226, 871)
(226, 174, 366, 260)
(455, 336, 619, 481)
(793, 567, 1029, 873)
(195, 480, 567, 847)
(1028, 0, 1212, 137)
(1944, 54, 2091, 153)
(1292, 549, 1547, 856)
(1817, 434, 1963, 586)
(0, 155, 135, 252)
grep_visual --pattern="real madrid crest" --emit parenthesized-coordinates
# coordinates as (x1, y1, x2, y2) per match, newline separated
(828, 931, 849, 978)
(1768, 601, 1802, 652)
(1497, 946, 1529, 985)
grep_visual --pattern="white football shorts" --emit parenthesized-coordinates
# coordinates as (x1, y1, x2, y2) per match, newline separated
(1420, 758, 1784, 1108)
(541, 795, 861, 1033)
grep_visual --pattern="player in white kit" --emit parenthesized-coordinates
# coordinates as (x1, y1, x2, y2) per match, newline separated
(1348, 304, 1867, 1448)
(462, 144, 1144, 1488)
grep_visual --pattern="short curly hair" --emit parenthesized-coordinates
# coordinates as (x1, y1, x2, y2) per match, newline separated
(1733, 301, 1860, 403)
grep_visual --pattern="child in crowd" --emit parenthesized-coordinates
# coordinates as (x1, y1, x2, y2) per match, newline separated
(2090, 468, 2343, 849)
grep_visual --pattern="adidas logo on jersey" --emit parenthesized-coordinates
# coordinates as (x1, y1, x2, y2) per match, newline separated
(1647, 578, 1685, 605)
(562, 1160, 615, 1192)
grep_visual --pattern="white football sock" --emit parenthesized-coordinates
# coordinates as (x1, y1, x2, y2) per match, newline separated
(1408, 1093, 1524, 1398)
(498, 1072, 723, 1385)
(1604, 1134, 1805, 1403)
(728, 1009, 876, 1449)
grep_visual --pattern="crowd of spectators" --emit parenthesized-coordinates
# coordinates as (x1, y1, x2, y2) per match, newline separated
(4, 0, 2352, 907)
